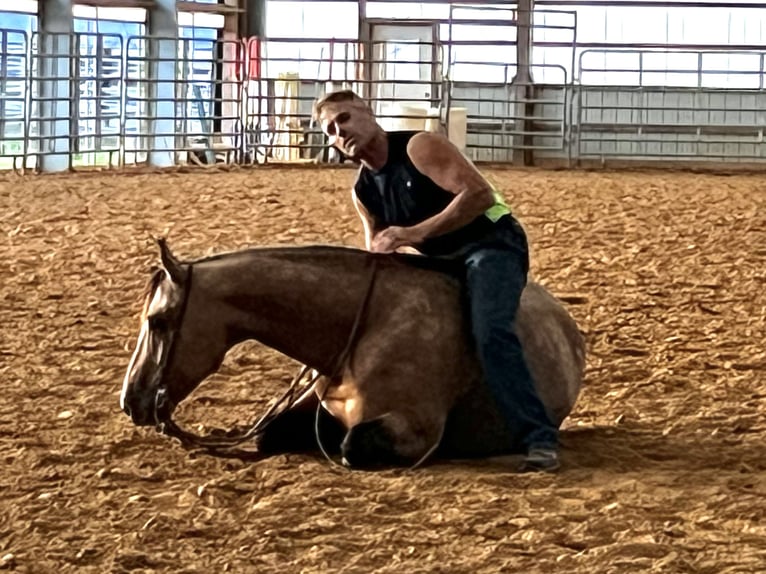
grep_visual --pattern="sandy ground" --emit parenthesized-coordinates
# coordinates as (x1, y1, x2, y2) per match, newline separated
(1, 165, 765, 573)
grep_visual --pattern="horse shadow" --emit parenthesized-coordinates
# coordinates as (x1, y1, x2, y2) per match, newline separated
(168, 416, 766, 477)
(441, 422, 766, 476)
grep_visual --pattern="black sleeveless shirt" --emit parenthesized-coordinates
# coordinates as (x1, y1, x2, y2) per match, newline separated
(354, 131, 523, 258)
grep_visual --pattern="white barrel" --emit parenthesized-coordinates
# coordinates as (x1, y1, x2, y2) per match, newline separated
(425, 107, 442, 133)
(381, 104, 428, 131)
(446, 107, 467, 153)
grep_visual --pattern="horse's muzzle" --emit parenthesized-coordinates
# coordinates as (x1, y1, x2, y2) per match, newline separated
(120, 386, 172, 427)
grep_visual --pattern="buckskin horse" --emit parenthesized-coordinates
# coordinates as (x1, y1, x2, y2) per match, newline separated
(120, 238, 585, 468)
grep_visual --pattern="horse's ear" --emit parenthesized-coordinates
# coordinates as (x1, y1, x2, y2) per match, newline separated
(155, 236, 188, 285)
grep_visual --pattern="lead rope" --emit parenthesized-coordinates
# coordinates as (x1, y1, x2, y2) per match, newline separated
(407, 421, 446, 471)
(312, 255, 441, 472)
(314, 256, 379, 468)
(159, 363, 318, 455)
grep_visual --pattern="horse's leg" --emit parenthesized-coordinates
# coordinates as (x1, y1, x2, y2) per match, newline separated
(340, 410, 446, 469)
(256, 386, 345, 455)
(335, 289, 464, 469)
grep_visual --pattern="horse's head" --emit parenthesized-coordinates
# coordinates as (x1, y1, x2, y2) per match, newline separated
(120, 238, 228, 426)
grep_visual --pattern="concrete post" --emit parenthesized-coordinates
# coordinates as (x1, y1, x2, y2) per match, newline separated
(242, 0, 266, 37)
(241, 0, 266, 163)
(357, 0, 370, 101)
(220, 0, 242, 159)
(147, 0, 177, 167)
(38, 0, 73, 172)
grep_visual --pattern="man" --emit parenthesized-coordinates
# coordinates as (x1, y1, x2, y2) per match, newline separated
(313, 90, 560, 472)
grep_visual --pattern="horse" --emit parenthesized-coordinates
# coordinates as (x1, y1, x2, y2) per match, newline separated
(120, 238, 586, 468)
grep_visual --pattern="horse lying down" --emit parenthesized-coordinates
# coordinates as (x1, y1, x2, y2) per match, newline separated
(120, 238, 585, 469)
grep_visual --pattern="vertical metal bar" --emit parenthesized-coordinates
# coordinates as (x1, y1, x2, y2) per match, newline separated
(76, 30, 84, 163)
(430, 23, 438, 107)
(71, 32, 79, 168)
(118, 34, 126, 168)
(699, 53, 706, 159)
(661, 86, 668, 159)
(568, 9, 577, 87)
(122, 36, 134, 166)
(445, 4, 453, 141)
(208, 37, 217, 163)
(96, 32, 103, 160)
(73, 31, 82, 161)
(23, 30, 31, 172)
(575, 55, 584, 165)
(567, 13, 577, 167)
(0, 30, 7, 147)
(738, 90, 743, 160)
(637, 51, 644, 160)
(182, 36, 191, 144)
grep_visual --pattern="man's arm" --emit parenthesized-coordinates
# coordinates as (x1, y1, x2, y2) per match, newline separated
(351, 189, 379, 251)
(406, 131, 495, 240)
(370, 132, 496, 253)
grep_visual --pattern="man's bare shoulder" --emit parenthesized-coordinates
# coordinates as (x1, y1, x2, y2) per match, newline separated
(407, 131, 462, 166)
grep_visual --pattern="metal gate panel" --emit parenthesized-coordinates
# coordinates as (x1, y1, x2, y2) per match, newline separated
(369, 22, 440, 131)
(125, 35, 244, 166)
(124, 35, 151, 165)
(72, 31, 124, 167)
(243, 37, 362, 163)
(0, 28, 30, 171)
(576, 48, 766, 163)
(28, 31, 74, 171)
(447, 64, 569, 163)
(176, 35, 243, 164)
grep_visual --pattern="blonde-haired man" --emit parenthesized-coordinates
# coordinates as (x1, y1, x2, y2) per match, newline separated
(314, 90, 560, 472)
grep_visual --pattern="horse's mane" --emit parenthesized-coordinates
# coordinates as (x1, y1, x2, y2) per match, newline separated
(185, 244, 366, 265)
(185, 244, 462, 277)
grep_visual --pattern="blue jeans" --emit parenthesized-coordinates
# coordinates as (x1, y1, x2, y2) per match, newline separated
(463, 223, 559, 451)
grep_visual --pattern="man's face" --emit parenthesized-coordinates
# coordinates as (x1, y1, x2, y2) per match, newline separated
(318, 100, 379, 160)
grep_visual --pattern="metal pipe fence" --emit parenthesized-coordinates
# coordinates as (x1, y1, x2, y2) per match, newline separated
(122, 35, 244, 166)
(3, 24, 766, 170)
(0, 28, 30, 170)
(576, 48, 766, 162)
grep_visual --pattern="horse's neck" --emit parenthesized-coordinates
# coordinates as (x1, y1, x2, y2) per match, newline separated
(195, 247, 376, 373)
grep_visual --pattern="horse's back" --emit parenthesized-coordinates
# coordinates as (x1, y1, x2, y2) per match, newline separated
(384, 254, 586, 418)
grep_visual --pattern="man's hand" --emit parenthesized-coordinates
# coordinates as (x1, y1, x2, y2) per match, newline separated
(370, 226, 423, 253)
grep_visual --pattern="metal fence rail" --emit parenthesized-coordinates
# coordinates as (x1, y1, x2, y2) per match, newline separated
(0, 28, 30, 169)
(5, 25, 766, 170)
(1, 16, 579, 170)
(123, 35, 243, 166)
(0, 29, 247, 170)
(576, 48, 766, 162)
(447, 63, 570, 162)
(72, 32, 124, 165)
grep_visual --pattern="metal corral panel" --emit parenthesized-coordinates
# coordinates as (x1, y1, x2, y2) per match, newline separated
(576, 86, 766, 161)
(450, 78, 568, 163)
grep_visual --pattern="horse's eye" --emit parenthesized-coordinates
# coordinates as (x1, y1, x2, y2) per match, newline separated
(149, 316, 167, 332)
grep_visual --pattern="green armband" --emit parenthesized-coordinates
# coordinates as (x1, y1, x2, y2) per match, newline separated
(484, 187, 511, 222)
